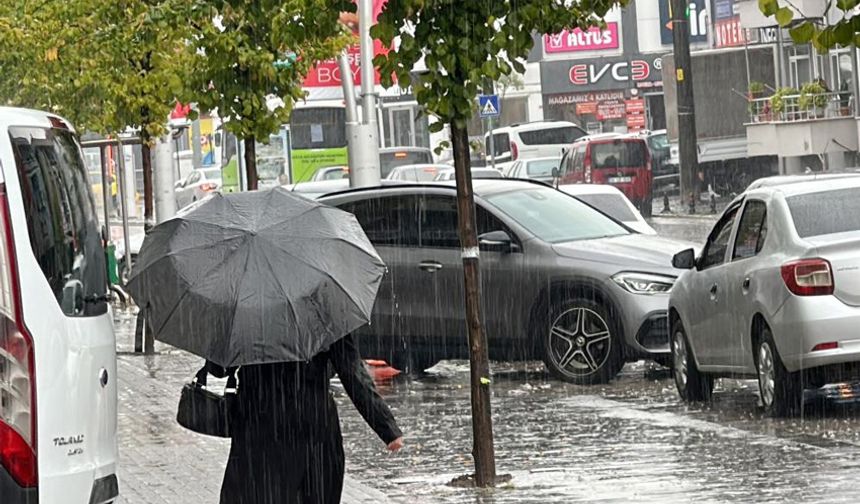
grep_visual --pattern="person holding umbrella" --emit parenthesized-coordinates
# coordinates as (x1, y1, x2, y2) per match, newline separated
(128, 188, 404, 504)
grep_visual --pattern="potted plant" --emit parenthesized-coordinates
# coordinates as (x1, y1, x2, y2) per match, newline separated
(769, 87, 799, 118)
(799, 82, 828, 116)
(748, 81, 766, 97)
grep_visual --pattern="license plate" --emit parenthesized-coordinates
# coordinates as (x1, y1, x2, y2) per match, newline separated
(608, 176, 633, 184)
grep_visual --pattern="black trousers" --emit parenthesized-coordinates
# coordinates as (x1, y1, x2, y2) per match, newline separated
(220, 429, 345, 504)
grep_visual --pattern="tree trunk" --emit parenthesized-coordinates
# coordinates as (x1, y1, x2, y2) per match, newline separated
(244, 136, 258, 190)
(141, 143, 154, 224)
(450, 121, 497, 487)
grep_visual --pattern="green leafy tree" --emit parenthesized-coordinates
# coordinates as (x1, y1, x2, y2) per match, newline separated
(0, 0, 196, 222)
(373, 0, 624, 487)
(185, 0, 353, 189)
(759, 0, 860, 52)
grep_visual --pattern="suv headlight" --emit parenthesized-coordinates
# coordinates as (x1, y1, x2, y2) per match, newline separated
(612, 272, 676, 295)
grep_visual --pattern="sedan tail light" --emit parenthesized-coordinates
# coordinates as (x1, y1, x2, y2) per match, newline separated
(781, 258, 834, 296)
(0, 186, 38, 488)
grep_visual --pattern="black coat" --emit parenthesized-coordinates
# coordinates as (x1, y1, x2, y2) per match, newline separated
(218, 334, 401, 504)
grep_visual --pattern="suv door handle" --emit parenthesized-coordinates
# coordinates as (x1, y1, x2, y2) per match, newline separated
(418, 261, 443, 273)
(709, 283, 718, 299)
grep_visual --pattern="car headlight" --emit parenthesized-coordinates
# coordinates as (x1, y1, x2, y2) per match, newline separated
(612, 272, 676, 295)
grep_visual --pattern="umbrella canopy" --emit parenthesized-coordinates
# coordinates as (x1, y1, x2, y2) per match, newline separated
(127, 187, 385, 367)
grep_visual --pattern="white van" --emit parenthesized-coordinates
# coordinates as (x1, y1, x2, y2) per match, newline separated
(484, 120, 586, 165)
(0, 108, 118, 503)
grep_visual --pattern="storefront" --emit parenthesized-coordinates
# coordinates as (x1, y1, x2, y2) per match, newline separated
(540, 54, 665, 133)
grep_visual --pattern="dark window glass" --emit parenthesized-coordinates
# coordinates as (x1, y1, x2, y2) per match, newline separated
(787, 187, 860, 238)
(733, 200, 767, 260)
(289, 107, 348, 150)
(485, 133, 510, 158)
(339, 196, 419, 247)
(418, 196, 460, 248)
(575, 194, 637, 222)
(10, 127, 108, 316)
(591, 140, 647, 169)
(700, 206, 740, 269)
(379, 150, 433, 178)
(572, 146, 586, 172)
(518, 126, 585, 146)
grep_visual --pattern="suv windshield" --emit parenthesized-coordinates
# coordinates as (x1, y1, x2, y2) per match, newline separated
(592, 140, 647, 170)
(787, 187, 860, 238)
(485, 187, 628, 243)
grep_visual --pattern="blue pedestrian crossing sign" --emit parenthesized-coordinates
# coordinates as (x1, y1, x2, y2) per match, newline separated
(478, 95, 500, 118)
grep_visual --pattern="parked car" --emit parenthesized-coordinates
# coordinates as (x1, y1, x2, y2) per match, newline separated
(379, 147, 434, 179)
(0, 108, 118, 503)
(310, 165, 349, 181)
(558, 134, 654, 218)
(175, 167, 222, 209)
(433, 167, 503, 181)
(386, 164, 451, 182)
(669, 177, 860, 416)
(485, 121, 586, 166)
(319, 180, 692, 383)
(559, 184, 657, 235)
(745, 172, 860, 192)
(640, 130, 678, 194)
(504, 157, 561, 184)
(282, 179, 406, 200)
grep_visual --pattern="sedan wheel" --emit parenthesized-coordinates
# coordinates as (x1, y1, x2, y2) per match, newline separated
(671, 319, 713, 402)
(542, 299, 623, 385)
(755, 328, 802, 417)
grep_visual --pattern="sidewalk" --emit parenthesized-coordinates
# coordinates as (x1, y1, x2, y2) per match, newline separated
(113, 308, 396, 504)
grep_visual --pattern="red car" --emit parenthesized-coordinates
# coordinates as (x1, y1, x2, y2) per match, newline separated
(558, 134, 653, 217)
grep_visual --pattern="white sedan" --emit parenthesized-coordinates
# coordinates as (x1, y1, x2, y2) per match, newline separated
(559, 184, 656, 235)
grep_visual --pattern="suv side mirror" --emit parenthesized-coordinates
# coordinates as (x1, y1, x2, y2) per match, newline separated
(478, 230, 515, 253)
(672, 248, 696, 270)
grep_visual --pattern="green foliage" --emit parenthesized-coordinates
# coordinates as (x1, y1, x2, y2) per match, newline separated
(769, 87, 798, 113)
(373, 0, 625, 128)
(0, 0, 195, 140)
(798, 82, 828, 110)
(748, 81, 766, 95)
(185, 0, 353, 143)
(763, 0, 860, 51)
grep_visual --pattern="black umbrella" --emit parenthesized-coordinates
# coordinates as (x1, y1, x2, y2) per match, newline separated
(127, 187, 385, 367)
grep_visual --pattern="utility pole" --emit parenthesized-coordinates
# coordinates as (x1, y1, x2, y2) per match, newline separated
(346, 0, 382, 187)
(670, 0, 699, 212)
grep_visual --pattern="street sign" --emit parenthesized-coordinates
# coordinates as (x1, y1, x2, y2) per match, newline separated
(478, 95, 500, 118)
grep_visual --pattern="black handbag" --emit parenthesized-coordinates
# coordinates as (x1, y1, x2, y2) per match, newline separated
(176, 366, 237, 438)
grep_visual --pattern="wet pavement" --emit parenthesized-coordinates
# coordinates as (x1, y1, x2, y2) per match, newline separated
(115, 211, 860, 503)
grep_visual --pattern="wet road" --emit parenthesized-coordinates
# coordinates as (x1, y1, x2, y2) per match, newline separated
(117, 212, 860, 503)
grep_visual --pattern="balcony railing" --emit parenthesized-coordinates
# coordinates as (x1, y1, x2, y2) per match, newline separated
(747, 92, 854, 123)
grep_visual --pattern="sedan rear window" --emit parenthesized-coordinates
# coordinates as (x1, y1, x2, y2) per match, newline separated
(787, 187, 860, 238)
(485, 187, 628, 243)
(591, 140, 647, 170)
(526, 159, 559, 177)
(574, 194, 637, 222)
(519, 126, 585, 146)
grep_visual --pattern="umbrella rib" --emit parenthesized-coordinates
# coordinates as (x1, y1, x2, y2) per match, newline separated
(255, 204, 322, 234)
(129, 234, 248, 284)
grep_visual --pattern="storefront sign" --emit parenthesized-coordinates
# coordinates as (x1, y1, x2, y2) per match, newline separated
(546, 90, 626, 106)
(659, 0, 708, 45)
(576, 102, 599, 115)
(625, 98, 646, 131)
(541, 55, 663, 94)
(544, 23, 620, 53)
(714, 18, 747, 47)
(596, 100, 626, 120)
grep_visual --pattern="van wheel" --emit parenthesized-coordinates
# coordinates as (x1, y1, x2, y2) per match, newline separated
(542, 298, 623, 384)
(671, 319, 713, 402)
(756, 327, 803, 417)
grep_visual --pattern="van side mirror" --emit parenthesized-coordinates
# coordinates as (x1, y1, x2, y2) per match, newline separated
(478, 230, 515, 253)
(551, 167, 559, 179)
(672, 248, 696, 270)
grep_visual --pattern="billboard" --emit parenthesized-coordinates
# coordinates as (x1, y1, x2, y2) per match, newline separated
(659, 0, 709, 45)
(543, 23, 620, 53)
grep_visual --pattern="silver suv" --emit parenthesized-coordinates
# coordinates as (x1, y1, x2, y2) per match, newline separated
(320, 180, 691, 384)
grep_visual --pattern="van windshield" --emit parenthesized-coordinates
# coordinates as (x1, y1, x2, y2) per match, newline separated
(592, 140, 647, 170)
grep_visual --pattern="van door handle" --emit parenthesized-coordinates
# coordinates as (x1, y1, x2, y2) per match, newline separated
(709, 283, 718, 300)
(742, 277, 751, 291)
(418, 261, 443, 273)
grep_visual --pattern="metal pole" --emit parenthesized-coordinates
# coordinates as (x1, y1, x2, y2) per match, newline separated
(115, 139, 133, 281)
(99, 146, 111, 232)
(154, 134, 177, 223)
(670, 0, 699, 213)
(852, 47, 859, 117)
(192, 116, 203, 171)
(354, 0, 381, 186)
(340, 52, 363, 188)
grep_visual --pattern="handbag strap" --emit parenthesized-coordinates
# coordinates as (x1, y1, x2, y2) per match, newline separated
(193, 365, 238, 391)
